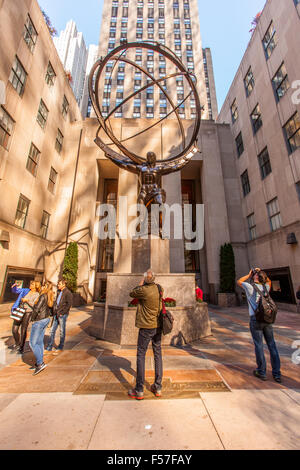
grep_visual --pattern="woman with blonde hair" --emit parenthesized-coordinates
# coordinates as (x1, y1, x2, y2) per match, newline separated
(29, 281, 53, 376)
(11, 280, 40, 354)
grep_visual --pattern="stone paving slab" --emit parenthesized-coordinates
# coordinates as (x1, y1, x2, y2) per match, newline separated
(0, 393, 105, 450)
(201, 390, 300, 450)
(87, 398, 224, 450)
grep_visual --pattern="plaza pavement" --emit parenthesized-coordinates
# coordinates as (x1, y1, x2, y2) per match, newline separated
(0, 303, 299, 450)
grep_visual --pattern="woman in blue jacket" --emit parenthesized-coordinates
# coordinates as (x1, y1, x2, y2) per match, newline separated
(11, 281, 40, 353)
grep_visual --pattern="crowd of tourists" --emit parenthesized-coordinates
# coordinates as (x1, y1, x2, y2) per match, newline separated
(10, 278, 72, 375)
(9, 265, 290, 393)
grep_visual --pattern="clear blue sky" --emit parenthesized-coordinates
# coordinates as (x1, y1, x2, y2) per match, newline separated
(38, 0, 266, 108)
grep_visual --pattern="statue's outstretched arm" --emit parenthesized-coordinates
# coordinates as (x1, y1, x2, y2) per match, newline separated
(95, 137, 139, 174)
(159, 150, 198, 175)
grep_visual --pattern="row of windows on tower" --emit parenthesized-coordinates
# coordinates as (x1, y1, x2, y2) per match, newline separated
(111, 6, 190, 18)
(246, 182, 300, 239)
(246, 197, 283, 241)
(230, 19, 300, 157)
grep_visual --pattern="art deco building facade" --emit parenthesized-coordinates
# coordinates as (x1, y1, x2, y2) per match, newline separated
(98, 0, 218, 120)
(1, 0, 298, 311)
(218, 0, 300, 308)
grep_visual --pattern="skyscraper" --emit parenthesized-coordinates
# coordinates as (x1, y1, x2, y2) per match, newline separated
(81, 44, 100, 118)
(97, 0, 218, 120)
(54, 20, 88, 107)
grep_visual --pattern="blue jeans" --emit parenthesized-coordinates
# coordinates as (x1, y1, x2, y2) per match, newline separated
(29, 318, 50, 366)
(250, 316, 281, 378)
(136, 328, 163, 393)
(47, 315, 68, 351)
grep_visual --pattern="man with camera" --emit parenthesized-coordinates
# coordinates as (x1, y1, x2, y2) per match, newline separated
(237, 268, 281, 383)
(127, 269, 163, 401)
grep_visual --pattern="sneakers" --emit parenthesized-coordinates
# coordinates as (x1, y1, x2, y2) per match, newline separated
(150, 384, 162, 397)
(253, 370, 267, 381)
(128, 388, 144, 400)
(33, 363, 47, 376)
(273, 376, 282, 384)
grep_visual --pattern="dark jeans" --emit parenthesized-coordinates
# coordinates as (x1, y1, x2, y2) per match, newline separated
(250, 316, 281, 378)
(136, 328, 163, 393)
(12, 312, 32, 351)
(46, 314, 68, 351)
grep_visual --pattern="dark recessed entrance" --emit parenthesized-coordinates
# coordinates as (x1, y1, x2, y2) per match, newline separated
(264, 267, 296, 305)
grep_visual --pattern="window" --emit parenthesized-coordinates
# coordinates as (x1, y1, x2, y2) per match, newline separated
(267, 198, 282, 231)
(272, 63, 289, 101)
(122, 7, 128, 17)
(23, 15, 37, 52)
(45, 62, 56, 87)
(247, 213, 257, 240)
(250, 104, 262, 134)
(62, 95, 69, 119)
(230, 99, 238, 123)
(15, 195, 30, 229)
(37, 99, 48, 129)
(241, 170, 251, 197)
(48, 167, 58, 194)
(55, 129, 64, 154)
(0, 107, 14, 150)
(111, 6, 118, 17)
(263, 22, 277, 59)
(148, 8, 154, 18)
(26, 143, 40, 176)
(41, 211, 50, 239)
(235, 132, 244, 157)
(137, 7, 143, 17)
(159, 8, 164, 18)
(258, 147, 272, 179)
(9, 57, 27, 96)
(283, 112, 300, 153)
(244, 67, 255, 97)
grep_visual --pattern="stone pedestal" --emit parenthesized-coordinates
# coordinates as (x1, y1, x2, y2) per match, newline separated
(90, 302, 211, 345)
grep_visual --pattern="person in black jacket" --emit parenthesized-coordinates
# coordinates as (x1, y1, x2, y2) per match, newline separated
(29, 282, 53, 376)
(46, 279, 73, 354)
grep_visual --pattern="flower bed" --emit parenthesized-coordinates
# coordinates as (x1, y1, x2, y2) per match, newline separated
(164, 298, 176, 307)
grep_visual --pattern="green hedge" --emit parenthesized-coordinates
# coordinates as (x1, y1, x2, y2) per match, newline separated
(219, 243, 236, 293)
(63, 242, 78, 293)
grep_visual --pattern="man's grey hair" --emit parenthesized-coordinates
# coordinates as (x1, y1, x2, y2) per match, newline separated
(144, 269, 155, 283)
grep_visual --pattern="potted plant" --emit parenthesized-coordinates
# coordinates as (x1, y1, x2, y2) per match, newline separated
(218, 243, 237, 307)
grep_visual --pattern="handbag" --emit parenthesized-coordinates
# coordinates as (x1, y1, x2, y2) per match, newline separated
(10, 303, 26, 322)
(157, 285, 174, 336)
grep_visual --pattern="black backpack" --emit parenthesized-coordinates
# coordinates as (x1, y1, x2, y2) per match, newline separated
(252, 283, 277, 324)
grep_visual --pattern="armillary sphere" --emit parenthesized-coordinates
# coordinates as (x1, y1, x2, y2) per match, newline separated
(89, 41, 202, 207)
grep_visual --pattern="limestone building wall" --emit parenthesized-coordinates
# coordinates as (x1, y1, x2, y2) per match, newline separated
(217, 0, 300, 304)
(0, 0, 82, 300)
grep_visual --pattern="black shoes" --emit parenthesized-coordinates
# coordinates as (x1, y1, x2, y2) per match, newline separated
(253, 370, 267, 381)
(150, 384, 162, 397)
(33, 363, 47, 376)
(273, 376, 282, 384)
(128, 388, 144, 400)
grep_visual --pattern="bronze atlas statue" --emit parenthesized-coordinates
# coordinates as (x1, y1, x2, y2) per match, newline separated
(89, 41, 202, 208)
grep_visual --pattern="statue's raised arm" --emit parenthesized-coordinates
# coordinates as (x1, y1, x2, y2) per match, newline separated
(95, 136, 139, 175)
(158, 147, 199, 175)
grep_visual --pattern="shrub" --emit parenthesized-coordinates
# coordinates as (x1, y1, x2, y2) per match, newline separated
(63, 242, 78, 293)
(219, 243, 236, 293)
